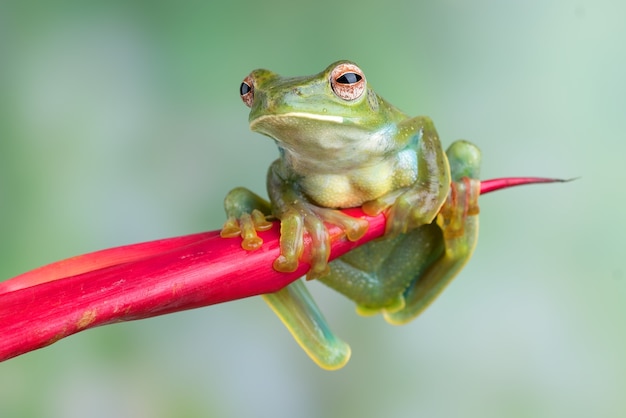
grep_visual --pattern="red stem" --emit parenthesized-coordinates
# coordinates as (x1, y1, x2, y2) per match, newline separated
(0, 177, 566, 362)
(0, 209, 384, 361)
(479, 176, 570, 194)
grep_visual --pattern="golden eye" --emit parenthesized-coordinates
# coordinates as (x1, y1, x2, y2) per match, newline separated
(240, 75, 254, 107)
(330, 62, 366, 101)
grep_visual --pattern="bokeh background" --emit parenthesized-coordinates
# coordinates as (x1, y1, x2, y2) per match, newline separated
(1, 1, 624, 417)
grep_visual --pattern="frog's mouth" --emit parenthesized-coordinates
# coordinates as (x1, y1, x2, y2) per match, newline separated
(250, 112, 345, 129)
(249, 111, 376, 156)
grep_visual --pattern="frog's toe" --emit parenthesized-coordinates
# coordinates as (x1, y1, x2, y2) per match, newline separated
(273, 255, 299, 273)
(361, 199, 388, 216)
(241, 235, 263, 251)
(383, 295, 406, 314)
(275, 214, 305, 273)
(346, 218, 369, 241)
(305, 262, 330, 281)
(384, 195, 413, 236)
(250, 209, 273, 231)
(303, 216, 332, 280)
(239, 213, 264, 250)
(309, 207, 369, 241)
(355, 294, 405, 317)
(355, 304, 379, 317)
(221, 210, 272, 251)
(220, 217, 242, 238)
(361, 190, 402, 217)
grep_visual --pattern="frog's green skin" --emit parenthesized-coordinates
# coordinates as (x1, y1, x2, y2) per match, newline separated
(222, 61, 481, 370)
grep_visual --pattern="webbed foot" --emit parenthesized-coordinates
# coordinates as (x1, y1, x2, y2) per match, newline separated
(273, 202, 369, 280)
(220, 187, 273, 250)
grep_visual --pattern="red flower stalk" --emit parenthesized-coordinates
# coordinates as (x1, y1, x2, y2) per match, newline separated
(0, 177, 566, 362)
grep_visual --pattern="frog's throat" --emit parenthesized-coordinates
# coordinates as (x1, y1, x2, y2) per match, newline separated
(250, 112, 345, 128)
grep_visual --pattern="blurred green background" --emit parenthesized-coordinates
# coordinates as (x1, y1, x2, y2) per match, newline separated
(1, 1, 624, 417)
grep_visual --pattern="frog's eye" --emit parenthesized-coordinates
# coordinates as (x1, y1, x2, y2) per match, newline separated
(240, 75, 255, 107)
(330, 63, 366, 101)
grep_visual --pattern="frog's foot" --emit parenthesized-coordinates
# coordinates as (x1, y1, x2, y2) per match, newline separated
(221, 209, 273, 250)
(362, 184, 448, 237)
(220, 187, 273, 251)
(273, 203, 369, 280)
(355, 294, 405, 317)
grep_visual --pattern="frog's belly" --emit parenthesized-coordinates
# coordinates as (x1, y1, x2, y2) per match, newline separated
(301, 152, 418, 208)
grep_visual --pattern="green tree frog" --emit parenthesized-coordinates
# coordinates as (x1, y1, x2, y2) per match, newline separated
(221, 61, 481, 370)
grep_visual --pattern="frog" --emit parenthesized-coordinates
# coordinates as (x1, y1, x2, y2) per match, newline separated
(221, 60, 482, 370)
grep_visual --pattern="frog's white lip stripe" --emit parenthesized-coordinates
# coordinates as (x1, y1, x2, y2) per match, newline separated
(282, 112, 345, 123)
(253, 112, 345, 124)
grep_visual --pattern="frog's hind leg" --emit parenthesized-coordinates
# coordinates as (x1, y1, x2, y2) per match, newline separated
(263, 280, 351, 370)
(385, 140, 481, 325)
(320, 226, 444, 315)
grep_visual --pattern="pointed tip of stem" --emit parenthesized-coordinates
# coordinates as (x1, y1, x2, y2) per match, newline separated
(479, 176, 576, 195)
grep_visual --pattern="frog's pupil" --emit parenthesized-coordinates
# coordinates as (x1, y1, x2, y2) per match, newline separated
(337, 73, 362, 85)
(240, 82, 251, 96)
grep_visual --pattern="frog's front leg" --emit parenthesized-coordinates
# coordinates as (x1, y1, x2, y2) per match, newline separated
(221, 184, 351, 369)
(267, 160, 369, 279)
(363, 116, 451, 235)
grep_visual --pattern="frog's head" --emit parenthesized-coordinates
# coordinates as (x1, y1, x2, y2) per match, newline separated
(239, 61, 402, 155)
